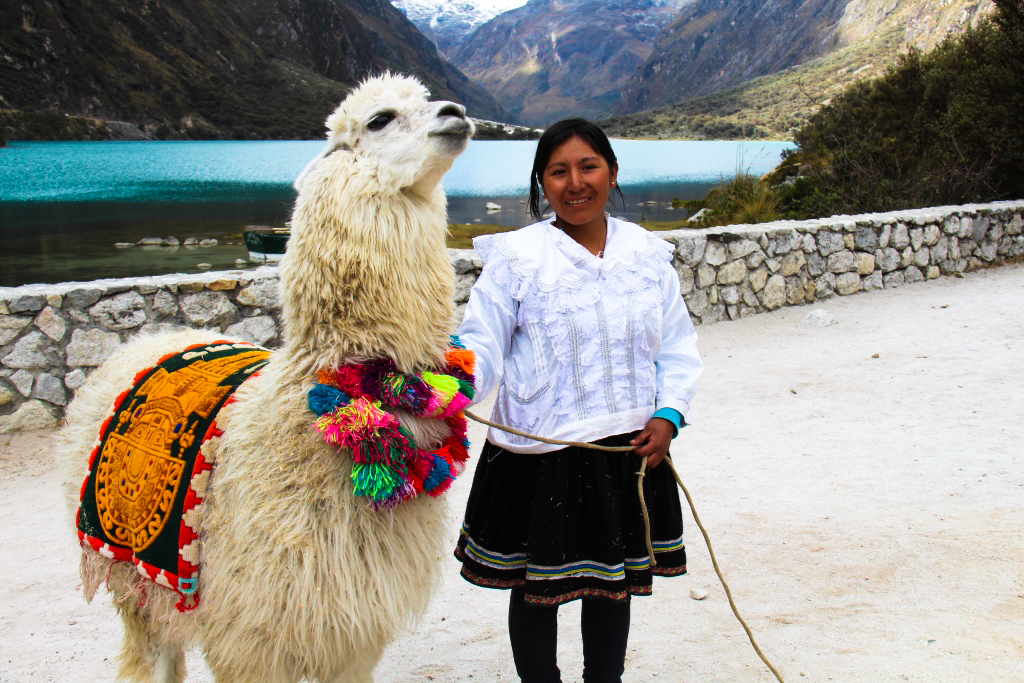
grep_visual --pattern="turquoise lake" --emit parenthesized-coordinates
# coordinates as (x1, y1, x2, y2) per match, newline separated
(0, 139, 793, 286)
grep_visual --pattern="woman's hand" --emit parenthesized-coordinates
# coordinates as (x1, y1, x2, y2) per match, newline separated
(630, 417, 674, 469)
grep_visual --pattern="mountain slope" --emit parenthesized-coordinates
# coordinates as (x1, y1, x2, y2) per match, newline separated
(616, 0, 995, 115)
(0, 0, 509, 139)
(601, 26, 906, 140)
(450, 0, 690, 126)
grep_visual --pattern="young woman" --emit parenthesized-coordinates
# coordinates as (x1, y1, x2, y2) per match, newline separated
(454, 118, 703, 683)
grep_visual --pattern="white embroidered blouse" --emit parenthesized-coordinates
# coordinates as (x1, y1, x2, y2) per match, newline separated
(457, 216, 703, 453)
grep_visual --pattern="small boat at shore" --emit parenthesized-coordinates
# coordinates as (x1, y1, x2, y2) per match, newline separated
(243, 225, 290, 262)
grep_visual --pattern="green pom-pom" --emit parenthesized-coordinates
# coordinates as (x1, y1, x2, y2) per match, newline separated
(457, 378, 475, 400)
(351, 462, 402, 501)
(381, 373, 408, 400)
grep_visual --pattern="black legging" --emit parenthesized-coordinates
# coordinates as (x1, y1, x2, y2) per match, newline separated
(507, 588, 631, 683)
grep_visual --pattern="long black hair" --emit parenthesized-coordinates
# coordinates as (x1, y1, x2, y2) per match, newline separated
(528, 118, 626, 220)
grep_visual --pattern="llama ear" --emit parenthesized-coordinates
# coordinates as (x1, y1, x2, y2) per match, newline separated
(325, 108, 348, 135)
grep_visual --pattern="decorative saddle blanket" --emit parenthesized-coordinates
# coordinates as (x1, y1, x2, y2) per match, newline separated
(76, 342, 271, 612)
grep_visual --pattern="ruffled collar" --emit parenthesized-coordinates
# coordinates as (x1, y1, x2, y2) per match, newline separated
(474, 215, 673, 292)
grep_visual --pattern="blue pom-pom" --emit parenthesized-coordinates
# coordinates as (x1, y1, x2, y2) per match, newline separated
(422, 453, 453, 494)
(308, 383, 350, 416)
(449, 335, 465, 349)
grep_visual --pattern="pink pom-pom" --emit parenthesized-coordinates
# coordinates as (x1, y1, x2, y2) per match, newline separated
(315, 396, 399, 450)
(423, 389, 445, 417)
(441, 393, 471, 419)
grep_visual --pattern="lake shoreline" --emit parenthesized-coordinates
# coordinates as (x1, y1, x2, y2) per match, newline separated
(0, 192, 707, 287)
(0, 139, 789, 286)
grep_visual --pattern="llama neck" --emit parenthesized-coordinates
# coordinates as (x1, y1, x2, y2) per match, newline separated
(278, 187, 454, 377)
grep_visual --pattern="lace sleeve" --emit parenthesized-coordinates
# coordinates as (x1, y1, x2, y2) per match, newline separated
(654, 261, 703, 421)
(456, 244, 518, 405)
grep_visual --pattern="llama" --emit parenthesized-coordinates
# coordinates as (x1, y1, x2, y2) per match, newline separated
(61, 73, 475, 683)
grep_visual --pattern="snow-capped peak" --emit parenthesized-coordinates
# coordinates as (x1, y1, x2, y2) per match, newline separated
(394, 0, 527, 23)
(392, 0, 529, 56)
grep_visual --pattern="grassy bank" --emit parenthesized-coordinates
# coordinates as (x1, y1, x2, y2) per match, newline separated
(0, 110, 119, 141)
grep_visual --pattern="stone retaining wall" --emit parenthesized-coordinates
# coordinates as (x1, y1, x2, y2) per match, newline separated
(2, 200, 1022, 432)
(661, 201, 1024, 325)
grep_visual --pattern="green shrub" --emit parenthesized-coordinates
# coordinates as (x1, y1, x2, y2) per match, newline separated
(732, 182, 782, 224)
(693, 171, 783, 226)
(774, 0, 1024, 217)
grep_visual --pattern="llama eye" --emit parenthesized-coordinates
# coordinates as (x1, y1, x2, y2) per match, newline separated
(367, 112, 395, 131)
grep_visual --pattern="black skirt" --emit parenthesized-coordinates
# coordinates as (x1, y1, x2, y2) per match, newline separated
(454, 432, 686, 606)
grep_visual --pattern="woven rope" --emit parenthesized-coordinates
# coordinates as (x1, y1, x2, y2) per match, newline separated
(464, 409, 786, 683)
(464, 410, 634, 452)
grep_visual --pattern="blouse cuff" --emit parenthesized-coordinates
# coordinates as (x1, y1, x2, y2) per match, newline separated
(651, 407, 685, 438)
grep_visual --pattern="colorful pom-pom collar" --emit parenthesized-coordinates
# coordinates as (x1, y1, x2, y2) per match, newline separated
(308, 337, 476, 510)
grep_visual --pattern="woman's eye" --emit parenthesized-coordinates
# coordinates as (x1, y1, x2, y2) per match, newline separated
(367, 112, 395, 131)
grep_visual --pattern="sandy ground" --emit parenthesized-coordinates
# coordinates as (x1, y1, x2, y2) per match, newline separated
(2, 262, 1022, 683)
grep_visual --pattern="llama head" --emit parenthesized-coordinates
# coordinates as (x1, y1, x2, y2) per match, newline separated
(294, 73, 474, 197)
(281, 73, 472, 374)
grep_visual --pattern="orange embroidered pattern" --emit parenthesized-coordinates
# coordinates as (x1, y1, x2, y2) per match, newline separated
(78, 341, 270, 611)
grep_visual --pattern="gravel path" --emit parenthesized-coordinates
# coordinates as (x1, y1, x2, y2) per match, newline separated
(2, 262, 1022, 682)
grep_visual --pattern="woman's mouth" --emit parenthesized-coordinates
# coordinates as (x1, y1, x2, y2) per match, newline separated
(565, 197, 591, 206)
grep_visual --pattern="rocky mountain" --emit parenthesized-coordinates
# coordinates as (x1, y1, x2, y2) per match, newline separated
(616, 0, 995, 115)
(391, 0, 527, 57)
(449, 0, 692, 126)
(0, 0, 509, 140)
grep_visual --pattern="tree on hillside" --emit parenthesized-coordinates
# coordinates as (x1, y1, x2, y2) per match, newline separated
(774, 0, 1024, 218)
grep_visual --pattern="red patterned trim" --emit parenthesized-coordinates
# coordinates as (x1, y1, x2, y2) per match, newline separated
(457, 564, 656, 606)
(652, 564, 687, 577)
(524, 586, 648, 606)
(459, 565, 522, 589)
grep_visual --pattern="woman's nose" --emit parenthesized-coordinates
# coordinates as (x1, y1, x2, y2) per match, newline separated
(567, 168, 584, 190)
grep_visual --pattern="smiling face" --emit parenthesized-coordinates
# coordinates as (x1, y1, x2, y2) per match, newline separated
(541, 135, 618, 235)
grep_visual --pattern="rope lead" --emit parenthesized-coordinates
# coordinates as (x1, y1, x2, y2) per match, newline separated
(464, 409, 786, 683)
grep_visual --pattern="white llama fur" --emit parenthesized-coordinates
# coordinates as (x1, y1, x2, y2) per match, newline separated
(61, 73, 475, 683)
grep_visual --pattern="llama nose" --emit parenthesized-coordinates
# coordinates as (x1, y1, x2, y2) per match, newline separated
(437, 103, 466, 119)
